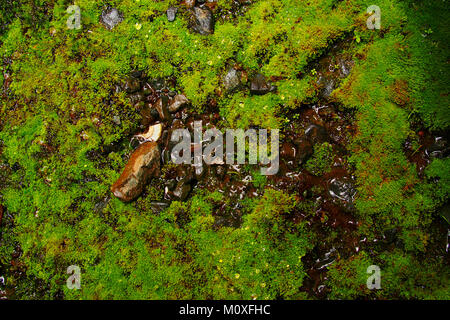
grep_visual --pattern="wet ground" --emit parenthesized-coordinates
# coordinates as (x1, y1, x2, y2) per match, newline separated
(90, 37, 363, 298)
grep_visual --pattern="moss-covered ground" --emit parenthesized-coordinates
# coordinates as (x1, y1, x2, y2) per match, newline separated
(0, 0, 448, 299)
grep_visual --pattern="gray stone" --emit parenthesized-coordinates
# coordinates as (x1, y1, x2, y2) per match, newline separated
(223, 68, 241, 91)
(192, 7, 214, 35)
(426, 137, 449, 158)
(100, 7, 124, 30)
(322, 78, 335, 97)
(94, 197, 110, 213)
(167, 7, 178, 22)
(149, 201, 171, 214)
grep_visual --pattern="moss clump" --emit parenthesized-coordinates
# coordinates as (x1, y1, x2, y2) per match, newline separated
(305, 142, 334, 176)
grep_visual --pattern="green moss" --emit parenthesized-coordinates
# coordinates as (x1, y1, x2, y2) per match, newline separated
(305, 142, 334, 176)
(327, 251, 373, 299)
(60, 189, 313, 299)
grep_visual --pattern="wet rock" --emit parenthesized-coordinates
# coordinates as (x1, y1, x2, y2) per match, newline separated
(315, 247, 337, 270)
(173, 182, 191, 201)
(192, 7, 214, 35)
(305, 124, 328, 145)
(149, 201, 171, 214)
(149, 78, 166, 91)
(179, 165, 195, 184)
(100, 7, 124, 30)
(250, 73, 274, 95)
(154, 97, 171, 121)
(294, 138, 313, 165)
(339, 59, 353, 78)
(223, 68, 241, 91)
(140, 105, 159, 128)
(167, 7, 178, 22)
(149, 104, 161, 119)
(122, 78, 141, 93)
(142, 82, 154, 96)
(425, 137, 449, 158)
(168, 94, 189, 113)
(135, 123, 163, 143)
(94, 197, 110, 213)
(165, 179, 177, 191)
(111, 141, 161, 202)
(328, 178, 356, 210)
(320, 77, 335, 97)
(340, 66, 349, 77)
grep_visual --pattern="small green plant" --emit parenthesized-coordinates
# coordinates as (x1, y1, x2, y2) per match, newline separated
(305, 142, 334, 175)
(251, 169, 267, 190)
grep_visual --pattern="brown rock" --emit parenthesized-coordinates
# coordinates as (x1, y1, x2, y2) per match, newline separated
(305, 124, 328, 145)
(192, 7, 214, 35)
(250, 73, 274, 95)
(111, 141, 160, 202)
(122, 78, 141, 93)
(294, 138, 313, 165)
(173, 183, 191, 201)
(154, 97, 171, 121)
(168, 94, 189, 113)
(185, 0, 196, 8)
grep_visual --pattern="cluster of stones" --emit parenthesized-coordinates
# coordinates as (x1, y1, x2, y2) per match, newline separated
(106, 0, 279, 203)
(111, 71, 189, 202)
(100, 1, 215, 34)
